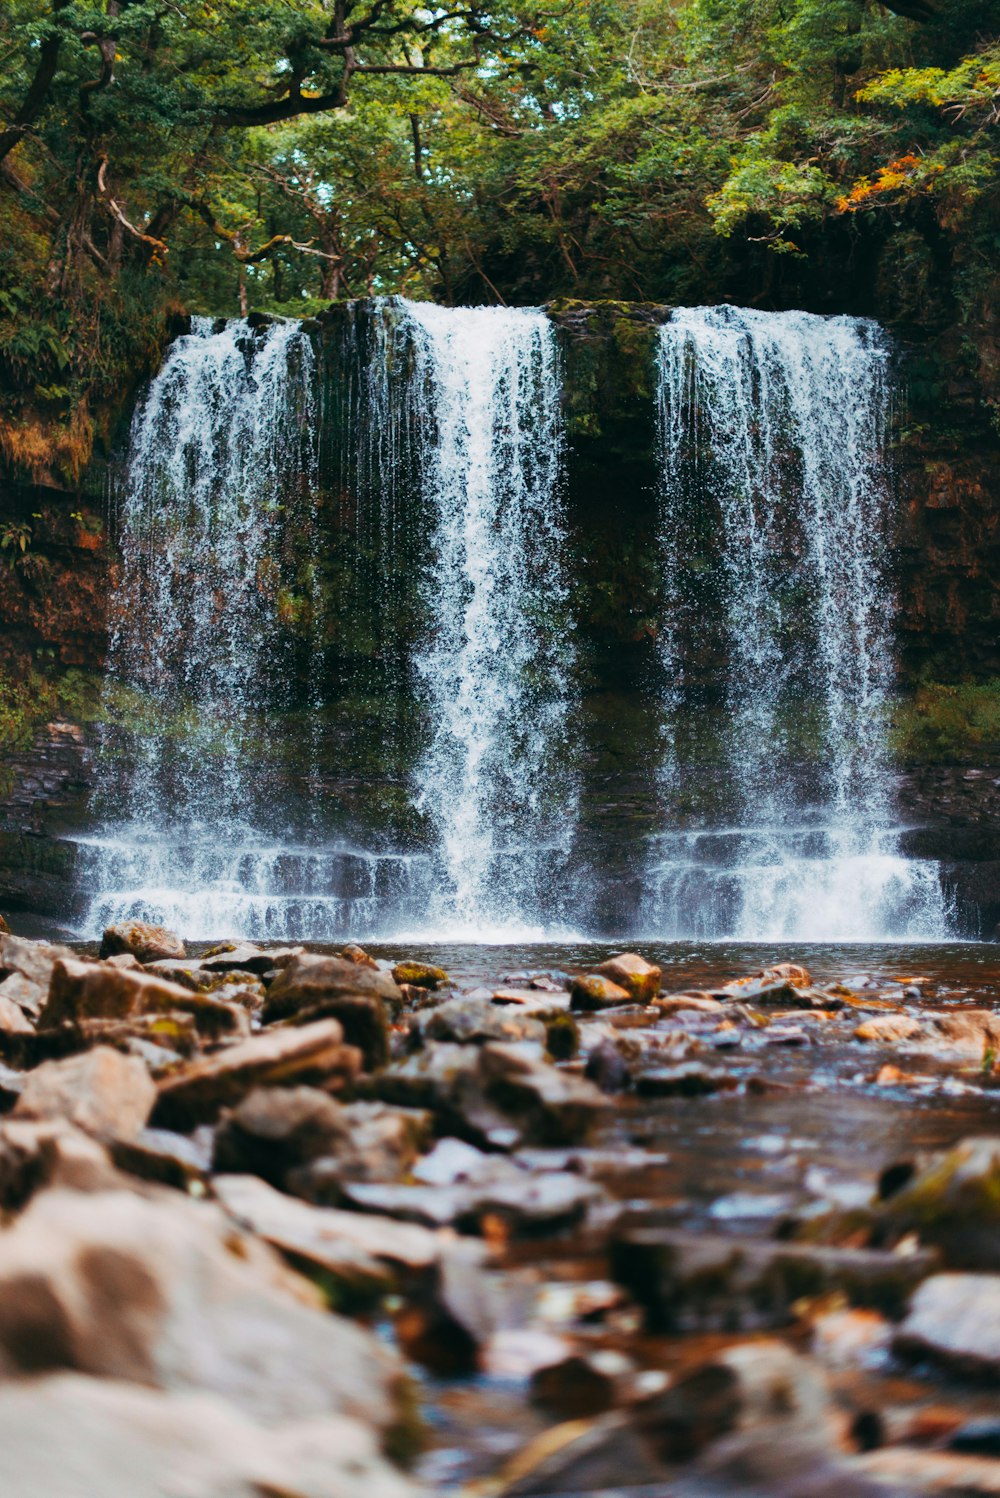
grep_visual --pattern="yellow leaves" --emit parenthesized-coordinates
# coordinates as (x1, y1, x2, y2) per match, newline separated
(836, 154, 941, 214)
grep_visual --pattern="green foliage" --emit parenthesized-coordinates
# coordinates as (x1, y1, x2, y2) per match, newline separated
(891, 680, 1000, 762)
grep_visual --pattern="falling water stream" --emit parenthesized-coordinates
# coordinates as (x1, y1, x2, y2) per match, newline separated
(646, 305, 949, 940)
(72, 302, 950, 942)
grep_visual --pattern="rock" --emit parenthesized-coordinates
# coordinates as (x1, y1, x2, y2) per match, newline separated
(421, 996, 548, 1047)
(0, 990, 32, 1039)
(104, 951, 144, 971)
(496, 1413, 664, 1496)
(492, 987, 572, 1013)
(531, 1350, 636, 1419)
(570, 974, 632, 1011)
(110, 1126, 212, 1190)
(0, 971, 45, 1019)
(142, 958, 207, 990)
(0, 1373, 423, 1498)
(583, 1039, 632, 1093)
(200, 942, 304, 975)
(99, 921, 185, 963)
(213, 1085, 352, 1183)
(343, 1167, 607, 1236)
(392, 961, 448, 989)
(635, 1064, 739, 1097)
(653, 992, 724, 1015)
(924, 1009, 1000, 1056)
(860, 1446, 1000, 1494)
(895, 1272, 1000, 1377)
(213, 1171, 446, 1287)
(152, 1021, 361, 1130)
(276, 992, 390, 1071)
(43, 958, 248, 1039)
(263, 954, 402, 1022)
(719, 962, 839, 1010)
(341, 943, 379, 969)
(0, 1186, 405, 1431)
(593, 953, 662, 1003)
(13, 1046, 156, 1139)
(855, 1015, 922, 1043)
(0, 933, 76, 988)
(877, 1135, 1000, 1267)
(0, 1117, 121, 1207)
(612, 1226, 936, 1331)
(377, 1041, 604, 1150)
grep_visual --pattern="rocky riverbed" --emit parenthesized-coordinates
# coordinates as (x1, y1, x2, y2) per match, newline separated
(0, 925, 999, 1494)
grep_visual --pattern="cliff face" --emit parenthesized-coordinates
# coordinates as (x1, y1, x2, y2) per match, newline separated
(2, 301, 1000, 935)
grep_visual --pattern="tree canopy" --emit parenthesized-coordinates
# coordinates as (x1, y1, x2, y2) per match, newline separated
(2, 0, 999, 476)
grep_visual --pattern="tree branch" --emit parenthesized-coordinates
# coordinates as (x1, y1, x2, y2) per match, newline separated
(0, 0, 71, 165)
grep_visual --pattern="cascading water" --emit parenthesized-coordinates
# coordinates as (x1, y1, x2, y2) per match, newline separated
(397, 301, 578, 936)
(77, 317, 426, 937)
(647, 305, 950, 940)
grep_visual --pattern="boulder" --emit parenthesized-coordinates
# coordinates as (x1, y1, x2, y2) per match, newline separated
(286, 1101, 431, 1197)
(13, 1046, 156, 1139)
(924, 1010, 1000, 1057)
(0, 1118, 121, 1208)
(199, 942, 303, 975)
(276, 993, 389, 1071)
(0, 934, 76, 989)
(0, 1186, 405, 1430)
(594, 953, 662, 1003)
(854, 1015, 922, 1043)
(213, 1085, 353, 1183)
(895, 1272, 1000, 1378)
(392, 961, 448, 990)
(341, 943, 379, 969)
(0, 971, 45, 1020)
(110, 1127, 211, 1191)
(571, 975, 632, 1011)
(152, 1021, 360, 1130)
(99, 922, 185, 963)
(420, 997, 548, 1046)
(263, 954, 402, 1021)
(0, 1373, 423, 1498)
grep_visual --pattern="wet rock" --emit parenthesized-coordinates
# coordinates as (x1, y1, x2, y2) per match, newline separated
(949, 1418, 1000, 1456)
(13, 1046, 156, 1139)
(0, 989, 33, 1039)
(570, 974, 632, 1011)
(43, 958, 248, 1039)
(612, 1226, 936, 1331)
(142, 958, 207, 990)
(719, 962, 839, 1010)
(392, 960, 448, 989)
(895, 1272, 1000, 1377)
(855, 1015, 922, 1043)
(635, 1064, 739, 1097)
(152, 1020, 360, 1130)
(860, 1446, 1000, 1494)
(0, 1373, 423, 1498)
(264, 954, 402, 1022)
(877, 1135, 1000, 1267)
(100, 921, 185, 964)
(77, 1010, 201, 1060)
(0, 1186, 405, 1431)
(213, 1171, 447, 1289)
(492, 987, 572, 1014)
(377, 1041, 603, 1150)
(421, 996, 547, 1047)
(214, 1085, 352, 1183)
(594, 953, 662, 1003)
(276, 991, 390, 1071)
(104, 952, 144, 971)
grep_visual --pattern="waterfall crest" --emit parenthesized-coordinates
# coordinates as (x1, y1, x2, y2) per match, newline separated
(647, 305, 949, 940)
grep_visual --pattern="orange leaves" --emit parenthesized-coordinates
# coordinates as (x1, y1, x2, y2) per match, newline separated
(836, 153, 940, 212)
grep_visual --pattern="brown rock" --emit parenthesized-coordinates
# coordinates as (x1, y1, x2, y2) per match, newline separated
(0, 1118, 121, 1208)
(0, 1373, 422, 1498)
(341, 943, 379, 969)
(0, 991, 32, 1038)
(99, 921, 185, 963)
(926, 1009, 1000, 1056)
(854, 1015, 922, 1043)
(213, 1085, 352, 1183)
(653, 992, 724, 1015)
(0, 1187, 405, 1430)
(13, 1046, 156, 1139)
(570, 975, 632, 1011)
(276, 992, 389, 1071)
(152, 1020, 360, 1129)
(0, 971, 45, 1019)
(593, 953, 662, 1003)
(0, 934, 76, 989)
(199, 942, 303, 975)
(878, 1135, 1000, 1268)
(264, 954, 402, 1021)
(43, 959, 249, 1040)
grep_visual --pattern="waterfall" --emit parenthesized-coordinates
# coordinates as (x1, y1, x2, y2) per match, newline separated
(78, 317, 426, 938)
(397, 301, 578, 936)
(647, 305, 949, 940)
